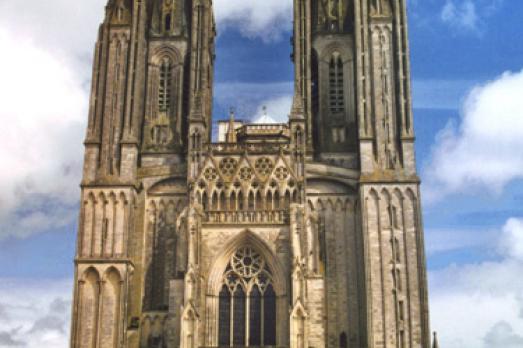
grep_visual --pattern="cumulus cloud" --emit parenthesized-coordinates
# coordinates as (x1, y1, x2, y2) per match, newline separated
(422, 70, 523, 202)
(483, 321, 523, 348)
(0, 1, 105, 239)
(0, 29, 86, 239)
(214, 0, 293, 41)
(0, 278, 72, 347)
(430, 217, 523, 348)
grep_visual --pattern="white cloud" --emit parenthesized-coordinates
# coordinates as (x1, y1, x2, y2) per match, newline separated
(0, 278, 72, 347)
(441, 0, 479, 32)
(214, 0, 293, 41)
(214, 82, 293, 119)
(422, 70, 523, 201)
(0, 0, 105, 75)
(430, 217, 523, 348)
(251, 95, 293, 123)
(483, 321, 523, 348)
(498, 218, 523, 261)
(0, 29, 87, 239)
(0, 1, 106, 239)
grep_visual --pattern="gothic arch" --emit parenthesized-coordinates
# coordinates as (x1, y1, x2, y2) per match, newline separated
(320, 42, 354, 63)
(99, 267, 122, 348)
(370, 0, 393, 17)
(151, 45, 182, 66)
(78, 267, 101, 348)
(206, 230, 287, 296)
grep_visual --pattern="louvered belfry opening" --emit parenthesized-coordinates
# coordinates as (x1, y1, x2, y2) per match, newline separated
(218, 247, 277, 347)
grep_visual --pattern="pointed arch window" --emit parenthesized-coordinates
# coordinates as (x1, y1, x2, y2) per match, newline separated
(329, 52, 345, 114)
(218, 247, 277, 347)
(158, 58, 173, 113)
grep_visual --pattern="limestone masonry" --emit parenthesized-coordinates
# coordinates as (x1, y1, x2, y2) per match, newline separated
(70, 0, 431, 347)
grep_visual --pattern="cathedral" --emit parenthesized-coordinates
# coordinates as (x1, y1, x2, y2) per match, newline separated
(70, 0, 432, 347)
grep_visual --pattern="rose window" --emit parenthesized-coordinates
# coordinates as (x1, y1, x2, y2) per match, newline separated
(254, 157, 274, 177)
(231, 247, 264, 278)
(274, 166, 289, 180)
(219, 158, 238, 177)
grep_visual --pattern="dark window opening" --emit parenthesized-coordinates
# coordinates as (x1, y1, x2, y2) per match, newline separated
(329, 54, 345, 114)
(263, 284, 277, 346)
(249, 286, 262, 346)
(219, 285, 231, 346)
(158, 60, 172, 112)
(233, 287, 246, 345)
(165, 14, 172, 32)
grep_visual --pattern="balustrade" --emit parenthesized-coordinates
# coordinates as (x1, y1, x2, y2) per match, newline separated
(203, 210, 289, 224)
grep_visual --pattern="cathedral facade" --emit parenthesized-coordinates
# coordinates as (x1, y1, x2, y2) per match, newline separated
(70, 0, 431, 347)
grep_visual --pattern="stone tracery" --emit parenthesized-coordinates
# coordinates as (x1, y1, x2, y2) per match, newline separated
(218, 246, 277, 347)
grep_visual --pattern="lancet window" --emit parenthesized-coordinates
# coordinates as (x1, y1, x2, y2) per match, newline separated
(165, 14, 172, 32)
(158, 58, 172, 113)
(218, 247, 277, 347)
(329, 52, 345, 114)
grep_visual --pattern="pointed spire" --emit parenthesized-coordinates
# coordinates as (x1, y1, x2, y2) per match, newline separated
(226, 107, 237, 143)
(432, 332, 439, 348)
(290, 91, 305, 120)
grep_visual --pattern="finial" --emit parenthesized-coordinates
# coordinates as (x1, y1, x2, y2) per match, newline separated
(229, 107, 235, 121)
(290, 93, 305, 120)
(432, 331, 439, 348)
(262, 105, 268, 116)
(227, 107, 237, 143)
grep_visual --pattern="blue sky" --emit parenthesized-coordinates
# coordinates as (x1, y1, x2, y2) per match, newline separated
(1, 0, 523, 347)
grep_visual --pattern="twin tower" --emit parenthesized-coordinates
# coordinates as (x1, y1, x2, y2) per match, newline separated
(70, 0, 431, 348)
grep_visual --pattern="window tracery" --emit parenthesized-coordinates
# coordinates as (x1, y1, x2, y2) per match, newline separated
(158, 58, 172, 113)
(255, 158, 274, 177)
(218, 247, 277, 346)
(219, 158, 238, 178)
(274, 166, 290, 181)
(204, 168, 219, 181)
(329, 52, 345, 114)
(239, 167, 254, 181)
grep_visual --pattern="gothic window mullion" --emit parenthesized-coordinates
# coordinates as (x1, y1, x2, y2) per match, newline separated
(158, 59, 173, 114)
(328, 54, 345, 114)
(218, 247, 276, 347)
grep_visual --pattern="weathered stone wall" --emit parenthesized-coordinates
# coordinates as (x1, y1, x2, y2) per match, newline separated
(360, 184, 427, 348)
(70, 1, 431, 348)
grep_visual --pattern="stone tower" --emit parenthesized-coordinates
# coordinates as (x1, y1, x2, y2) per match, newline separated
(70, 0, 430, 347)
